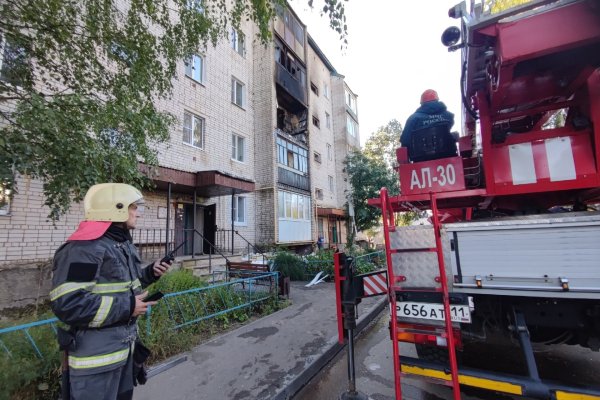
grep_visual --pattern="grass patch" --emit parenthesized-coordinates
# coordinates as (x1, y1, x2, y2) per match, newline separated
(0, 269, 285, 400)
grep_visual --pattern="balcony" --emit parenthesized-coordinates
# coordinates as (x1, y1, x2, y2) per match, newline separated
(276, 63, 307, 106)
(278, 167, 310, 191)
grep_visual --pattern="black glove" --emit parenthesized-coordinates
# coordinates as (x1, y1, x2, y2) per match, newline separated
(132, 340, 151, 386)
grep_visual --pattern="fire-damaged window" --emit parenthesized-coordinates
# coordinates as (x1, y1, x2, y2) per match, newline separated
(275, 38, 306, 87)
(277, 107, 307, 137)
(277, 136, 307, 173)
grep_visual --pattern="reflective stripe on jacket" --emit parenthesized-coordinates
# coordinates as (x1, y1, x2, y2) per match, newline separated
(51, 236, 156, 376)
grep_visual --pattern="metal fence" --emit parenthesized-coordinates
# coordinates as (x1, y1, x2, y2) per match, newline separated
(0, 272, 278, 361)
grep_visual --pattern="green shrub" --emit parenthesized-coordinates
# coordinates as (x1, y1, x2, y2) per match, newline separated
(2, 269, 284, 399)
(272, 251, 305, 281)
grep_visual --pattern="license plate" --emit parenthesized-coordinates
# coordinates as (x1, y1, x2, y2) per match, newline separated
(396, 301, 472, 323)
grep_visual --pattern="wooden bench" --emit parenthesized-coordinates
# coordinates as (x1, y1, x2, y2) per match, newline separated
(227, 261, 279, 294)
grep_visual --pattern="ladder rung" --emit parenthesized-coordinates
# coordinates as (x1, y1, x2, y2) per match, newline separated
(391, 248, 437, 253)
(390, 286, 442, 293)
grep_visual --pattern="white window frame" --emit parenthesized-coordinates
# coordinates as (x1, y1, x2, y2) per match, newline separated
(184, 54, 204, 83)
(231, 77, 246, 108)
(326, 143, 332, 161)
(0, 183, 11, 216)
(231, 133, 245, 163)
(323, 82, 330, 99)
(325, 112, 331, 129)
(231, 28, 246, 57)
(278, 191, 311, 221)
(346, 115, 357, 137)
(328, 175, 334, 192)
(233, 195, 247, 225)
(183, 111, 205, 149)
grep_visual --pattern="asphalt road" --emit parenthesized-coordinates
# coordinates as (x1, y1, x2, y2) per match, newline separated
(294, 313, 600, 400)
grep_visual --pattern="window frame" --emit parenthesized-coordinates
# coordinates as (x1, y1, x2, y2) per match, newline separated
(346, 114, 358, 137)
(314, 151, 322, 164)
(0, 183, 11, 216)
(312, 115, 320, 129)
(325, 112, 331, 129)
(277, 136, 308, 174)
(183, 111, 205, 149)
(328, 175, 334, 192)
(231, 28, 246, 57)
(326, 143, 333, 161)
(233, 195, 247, 225)
(310, 81, 319, 96)
(0, 34, 28, 87)
(184, 54, 204, 83)
(231, 77, 246, 108)
(323, 82, 330, 99)
(231, 133, 246, 163)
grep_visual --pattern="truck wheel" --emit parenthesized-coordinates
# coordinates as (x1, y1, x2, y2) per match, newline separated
(415, 344, 461, 365)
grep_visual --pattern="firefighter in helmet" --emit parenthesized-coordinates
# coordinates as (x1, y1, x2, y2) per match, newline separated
(400, 89, 458, 162)
(50, 183, 172, 400)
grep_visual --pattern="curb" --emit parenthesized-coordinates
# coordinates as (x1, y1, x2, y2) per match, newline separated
(272, 297, 388, 400)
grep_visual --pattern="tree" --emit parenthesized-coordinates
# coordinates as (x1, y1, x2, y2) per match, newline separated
(362, 119, 403, 169)
(0, 0, 348, 220)
(345, 151, 398, 232)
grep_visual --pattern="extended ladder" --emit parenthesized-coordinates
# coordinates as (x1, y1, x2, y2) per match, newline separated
(380, 187, 462, 400)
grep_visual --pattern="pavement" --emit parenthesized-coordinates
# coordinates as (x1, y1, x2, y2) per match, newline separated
(133, 281, 387, 400)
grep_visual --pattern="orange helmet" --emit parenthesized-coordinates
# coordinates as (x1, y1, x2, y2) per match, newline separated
(420, 89, 439, 104)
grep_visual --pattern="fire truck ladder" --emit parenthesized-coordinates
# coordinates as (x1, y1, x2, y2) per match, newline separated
(380, 187, 462, 400)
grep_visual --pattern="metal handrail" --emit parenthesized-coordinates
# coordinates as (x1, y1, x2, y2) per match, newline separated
(184, 228, 231, 270)
(234, 230, 269, 264)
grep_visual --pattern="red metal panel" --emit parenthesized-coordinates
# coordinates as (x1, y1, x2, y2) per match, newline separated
(333, 252, 345, 345)
(498, 1, 600, 63)
(399, 157, 466, 195)
(491, 133, 599, 195)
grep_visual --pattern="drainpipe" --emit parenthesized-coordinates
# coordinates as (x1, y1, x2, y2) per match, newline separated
(192, 188, 197, 259)
(166, 182, 171, 255)
(231, 190, 235, 255)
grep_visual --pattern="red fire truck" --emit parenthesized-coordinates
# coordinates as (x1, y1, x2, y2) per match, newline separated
(365, 0, 600, 399)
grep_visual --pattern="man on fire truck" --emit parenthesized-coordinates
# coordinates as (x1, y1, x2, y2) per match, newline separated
(400, 89, 458, 162)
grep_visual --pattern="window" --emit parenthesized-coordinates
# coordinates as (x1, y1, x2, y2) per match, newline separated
(326, 143, 332, 161)
(0, 182, 11, 215)
(315, 188, 324, 200)
(184, 54, 204, 83)
(325, 112, 331, 129)
(231, 134, 245, 162)
(312, 115, 320, 128)
(310, 81, 319, 96)
(231, 28, 245, 57)
(275, 37, 306, 86)
(277, 136, 308, 173)
(231, 77, 245, 108)
(346, 115, 358, 137)
(314, 152, 322, 163)
(233, 196, 246, 224)
(186, 0, 204, 13)
(328, 176, 334, 192)
(323, 83, 330, 99)
(345, 89, 357, 114)
(0, 35, 28, 86)
(278, 191, 311, 221)
(183, 111, 204, 148)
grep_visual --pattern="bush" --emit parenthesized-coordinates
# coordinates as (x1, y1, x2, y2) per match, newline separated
(272, 251, 305, 281)
(304, 249, 334, 279)
(1, 269, 285, 399)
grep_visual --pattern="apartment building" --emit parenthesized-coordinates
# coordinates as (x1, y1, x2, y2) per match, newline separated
(0, 1, 359, 309)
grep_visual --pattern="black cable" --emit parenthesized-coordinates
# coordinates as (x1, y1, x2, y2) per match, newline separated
(461, 60, 479, 121)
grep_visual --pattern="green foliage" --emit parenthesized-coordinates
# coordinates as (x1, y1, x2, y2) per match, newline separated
(0, 314, 60, 400)
(304, 249, 334, 278)
(345, 150, 398, 231)
(1, 269, 285, 399)
(345, 119, 403, 232)
(363, 119, 403, 169)
(272, 250, 305, 280)
(0, 0, 348, 220)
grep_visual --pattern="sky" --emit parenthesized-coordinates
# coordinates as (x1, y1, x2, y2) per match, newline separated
(289, 0, 465, 146)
